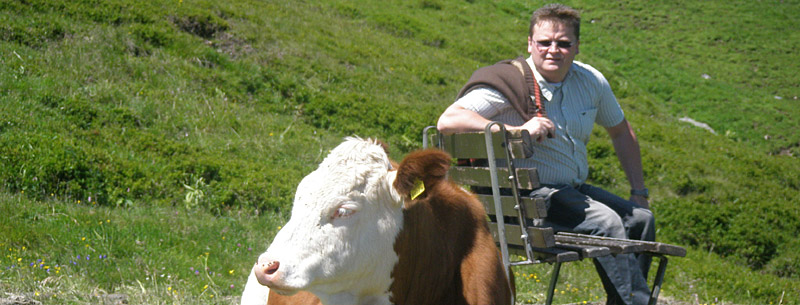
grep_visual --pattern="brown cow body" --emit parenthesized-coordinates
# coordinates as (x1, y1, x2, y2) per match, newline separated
(265, 149, 512, 305)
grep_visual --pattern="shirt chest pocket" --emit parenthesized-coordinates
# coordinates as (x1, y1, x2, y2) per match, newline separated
(569, 107, 597, 143)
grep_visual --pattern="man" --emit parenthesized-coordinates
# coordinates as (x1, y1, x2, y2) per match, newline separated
(437, 3, 655, 305)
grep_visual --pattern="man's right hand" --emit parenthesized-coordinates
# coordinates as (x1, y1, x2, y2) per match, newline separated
(514, 117, 555, 142)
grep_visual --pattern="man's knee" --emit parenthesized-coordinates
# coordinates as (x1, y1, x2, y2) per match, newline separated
(631, 208, 656, 241)
(591, 211, 627, 238)
(633, 208, 654, 225)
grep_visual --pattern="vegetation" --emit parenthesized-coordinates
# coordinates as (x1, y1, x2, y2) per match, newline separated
(1, 0, 798, 304)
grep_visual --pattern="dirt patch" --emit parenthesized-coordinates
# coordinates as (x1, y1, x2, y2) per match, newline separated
(211, 32, 254, 59)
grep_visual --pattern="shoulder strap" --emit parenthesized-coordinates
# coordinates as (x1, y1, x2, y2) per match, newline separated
(514, 57, 547, 118)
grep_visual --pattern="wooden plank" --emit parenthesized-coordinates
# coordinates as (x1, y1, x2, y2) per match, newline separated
(556, 232, 687, 257)
(554, 234, 644, 254)
(506, 245, 581, 264)
(508, 241, 611, 261)
(449, 167, 540, 190)
(554, 243, 611, 259)
(436, 130, 533, 159)
(488, 223, 555, 248)
(477, 194, 547, 219)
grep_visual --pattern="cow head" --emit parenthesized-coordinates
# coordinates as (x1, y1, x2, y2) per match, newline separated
(252, 137, 414, 304)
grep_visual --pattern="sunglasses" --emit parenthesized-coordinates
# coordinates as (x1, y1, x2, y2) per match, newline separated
(535, 40, 574, 49)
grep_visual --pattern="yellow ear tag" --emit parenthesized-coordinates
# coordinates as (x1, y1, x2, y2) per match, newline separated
(410, 179, 425, 200)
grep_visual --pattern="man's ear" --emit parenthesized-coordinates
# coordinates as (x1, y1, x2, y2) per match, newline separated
(392, 149, 451, 200)
(527, 36, 535, 54)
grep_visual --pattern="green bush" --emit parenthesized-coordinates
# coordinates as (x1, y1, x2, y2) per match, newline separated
(0, 15, 67, 48)
(0, 132, 106, 202)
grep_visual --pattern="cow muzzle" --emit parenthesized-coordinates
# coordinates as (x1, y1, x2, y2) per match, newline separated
(253, 258, 281, 286)
(253, 258, 300, 296)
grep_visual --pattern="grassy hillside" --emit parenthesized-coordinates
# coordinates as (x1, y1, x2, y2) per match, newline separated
(2, 0, 799, 304)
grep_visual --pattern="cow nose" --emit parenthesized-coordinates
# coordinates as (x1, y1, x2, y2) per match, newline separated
(253, 259, 281, 286)
(264, 261, 280, 275)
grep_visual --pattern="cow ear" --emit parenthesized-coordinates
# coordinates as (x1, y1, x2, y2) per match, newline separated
(393, 149, 451, 200)
(375, 139, 391, 155)
(374, 138, 398, 170)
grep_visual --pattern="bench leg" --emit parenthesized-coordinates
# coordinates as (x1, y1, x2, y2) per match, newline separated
(546, 262, 562, 305)
(648, 255, 668, 305)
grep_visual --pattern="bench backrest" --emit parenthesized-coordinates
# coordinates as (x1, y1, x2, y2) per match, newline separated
(423, 124, 554, 267)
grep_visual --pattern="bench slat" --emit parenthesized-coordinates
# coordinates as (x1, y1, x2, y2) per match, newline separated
(554, 234, 644, 254)
(507, 245, 581, 264)
(554, 243, 611, 259)
(450, 167, 540, 190)
(556, 232, 687, 257)
(437, 130, 532, 159)
(488, 223, 555, 248)
(477, 194, 547, 219)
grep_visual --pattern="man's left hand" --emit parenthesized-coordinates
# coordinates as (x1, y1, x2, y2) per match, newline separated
(630, 195, 650, 209)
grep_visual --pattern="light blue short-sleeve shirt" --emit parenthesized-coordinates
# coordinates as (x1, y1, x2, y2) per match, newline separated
(454, 57, 624, 186)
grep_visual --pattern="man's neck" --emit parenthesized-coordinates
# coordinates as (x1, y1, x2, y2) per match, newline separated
(539, 70, 568, 83)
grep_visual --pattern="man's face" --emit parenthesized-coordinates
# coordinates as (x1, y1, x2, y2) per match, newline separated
(527, 20, 579, 83)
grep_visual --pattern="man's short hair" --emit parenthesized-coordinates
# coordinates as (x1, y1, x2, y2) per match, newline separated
(529, 3, 581, 41)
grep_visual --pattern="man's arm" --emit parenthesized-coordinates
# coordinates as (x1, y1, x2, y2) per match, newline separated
(605, 119, 650, 209)
(437, 104, 498, 135)
(437, 104, 555, 141)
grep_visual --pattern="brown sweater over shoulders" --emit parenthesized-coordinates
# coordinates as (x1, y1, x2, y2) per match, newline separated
(456, 56, 542, 121)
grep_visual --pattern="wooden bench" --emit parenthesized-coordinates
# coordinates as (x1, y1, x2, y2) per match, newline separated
(422, 123, 686, 305)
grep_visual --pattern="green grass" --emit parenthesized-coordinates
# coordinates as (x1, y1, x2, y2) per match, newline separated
(578, 0, 800, 156)
(4, 192, 796, 304)
(1, 0, 800, 303)
(0, 192, 282, 304)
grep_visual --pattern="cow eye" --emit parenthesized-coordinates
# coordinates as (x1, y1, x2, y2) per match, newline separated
(332, 204, 358, 219)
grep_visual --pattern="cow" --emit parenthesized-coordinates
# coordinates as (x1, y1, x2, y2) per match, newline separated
(240, 137, 511, 305)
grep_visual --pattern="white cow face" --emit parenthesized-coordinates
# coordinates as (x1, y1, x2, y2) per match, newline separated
(252, 137, 404, 304)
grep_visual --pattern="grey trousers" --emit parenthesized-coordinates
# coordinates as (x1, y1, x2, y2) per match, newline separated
(534, 184, 656, 305)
